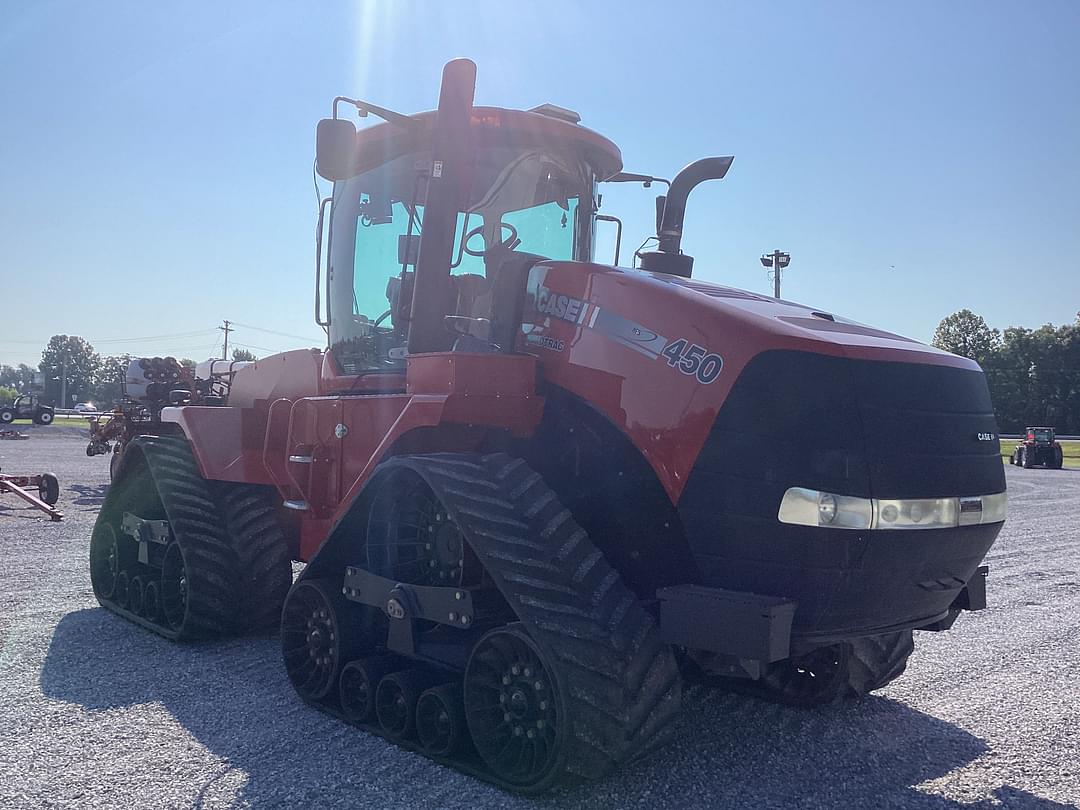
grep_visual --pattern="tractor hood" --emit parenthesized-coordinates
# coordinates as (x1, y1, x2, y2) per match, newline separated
(641, 269, 977, 371)
(521, 261, 1002, 505)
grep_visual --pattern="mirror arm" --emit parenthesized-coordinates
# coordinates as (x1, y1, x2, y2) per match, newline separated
(333, 96, 420, 130)
(605, 171, 671, 189)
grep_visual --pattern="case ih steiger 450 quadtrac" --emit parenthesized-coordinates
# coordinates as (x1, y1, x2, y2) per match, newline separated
(89, 60, 1006, 792)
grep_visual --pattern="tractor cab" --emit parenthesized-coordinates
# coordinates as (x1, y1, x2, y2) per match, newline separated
(316, 72, 622, 379)
(1025, 426, 1055, 444)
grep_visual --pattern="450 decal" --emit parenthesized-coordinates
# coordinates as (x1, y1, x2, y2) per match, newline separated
(660, 339, 723, 384)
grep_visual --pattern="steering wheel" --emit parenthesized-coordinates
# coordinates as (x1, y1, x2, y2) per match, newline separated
(373, 309, 393, 329)
(463, 222, 519, 257)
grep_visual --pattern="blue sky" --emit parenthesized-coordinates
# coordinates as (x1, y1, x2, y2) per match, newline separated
(1, 0, 1078, 367)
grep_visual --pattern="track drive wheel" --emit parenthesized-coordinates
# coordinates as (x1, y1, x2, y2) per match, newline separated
(282, 579, 354, 701)
(757, 630, 915, 706)
(758, 644, 849, 706)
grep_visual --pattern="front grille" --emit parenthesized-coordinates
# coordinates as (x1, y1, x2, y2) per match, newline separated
(677, 350, 1005, 636)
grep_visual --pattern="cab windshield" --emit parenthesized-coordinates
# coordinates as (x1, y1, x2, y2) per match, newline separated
(328, 146, 594, 375)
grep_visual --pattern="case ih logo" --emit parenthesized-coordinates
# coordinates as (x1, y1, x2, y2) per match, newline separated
(534, 287, 599, 327)
(531, 284, 725, 385)
(976, 433, 997, 442)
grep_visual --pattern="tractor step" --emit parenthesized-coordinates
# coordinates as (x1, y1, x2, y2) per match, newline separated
(656, 583, 796, 664)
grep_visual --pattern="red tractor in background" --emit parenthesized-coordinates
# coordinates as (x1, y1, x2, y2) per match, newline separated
(1010, 426, 1064, 469)
(89, 60, 1006, 792)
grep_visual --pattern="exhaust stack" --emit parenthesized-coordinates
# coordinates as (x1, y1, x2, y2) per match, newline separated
(638, 156, 733, 279)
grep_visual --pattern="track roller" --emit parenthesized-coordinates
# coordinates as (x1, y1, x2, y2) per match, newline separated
(340, 656, 397, 724)
(416, 682, 466, 757)
(375, 669, 443, 741)
(114, 571, 131, 610)
(129, 575, 146, 617)
(143, 580, 162, 623)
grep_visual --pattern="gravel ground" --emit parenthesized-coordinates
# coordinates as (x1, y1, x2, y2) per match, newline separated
(1, 431, 1078, 809)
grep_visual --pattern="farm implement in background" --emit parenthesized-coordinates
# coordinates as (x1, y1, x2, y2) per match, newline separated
(0, 470, 62, 521)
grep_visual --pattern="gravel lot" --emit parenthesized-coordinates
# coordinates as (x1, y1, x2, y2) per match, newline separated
(1, 431, 1078, 809)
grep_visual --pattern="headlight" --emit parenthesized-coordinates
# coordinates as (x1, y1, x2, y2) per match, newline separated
(778, 488, 1007, 530)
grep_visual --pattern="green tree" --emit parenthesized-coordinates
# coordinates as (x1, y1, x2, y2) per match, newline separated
(0, 363, 38, 392)
(0, 385, 17, 405)
(39, 335, 101, 407)
(983, 321, 1080, 434)
(931, 309, 1001, 366)
(93, 354, 132, 407)
(231, 348, 257, 362)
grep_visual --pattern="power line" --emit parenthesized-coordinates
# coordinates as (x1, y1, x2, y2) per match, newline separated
(230, 321, 322, 343)
(231, 340, 281, 353)
(0, 329, 219, 346)
(94, 329, 219, 344)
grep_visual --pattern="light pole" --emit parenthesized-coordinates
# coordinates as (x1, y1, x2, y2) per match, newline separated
(759, 250, 791, 299)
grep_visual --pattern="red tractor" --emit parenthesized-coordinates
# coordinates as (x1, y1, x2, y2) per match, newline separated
(89, 60, 1006, 792)
(1009, 426, 1064, 469)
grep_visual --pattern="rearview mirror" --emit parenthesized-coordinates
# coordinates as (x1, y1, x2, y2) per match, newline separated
(316, 118, 358, 181)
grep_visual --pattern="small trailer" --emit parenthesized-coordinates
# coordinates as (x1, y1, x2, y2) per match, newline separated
(0, 470, 62, 521)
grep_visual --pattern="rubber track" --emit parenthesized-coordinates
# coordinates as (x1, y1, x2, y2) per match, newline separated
(385, 452, 683, 784)
(845, 629, 914, 695)
(213, 483, 293, 632)
(93, 435, 241, 640)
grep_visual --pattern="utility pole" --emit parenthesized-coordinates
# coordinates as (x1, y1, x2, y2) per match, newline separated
(219, 320, 233, 360)
(759, 250, 791, 299)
